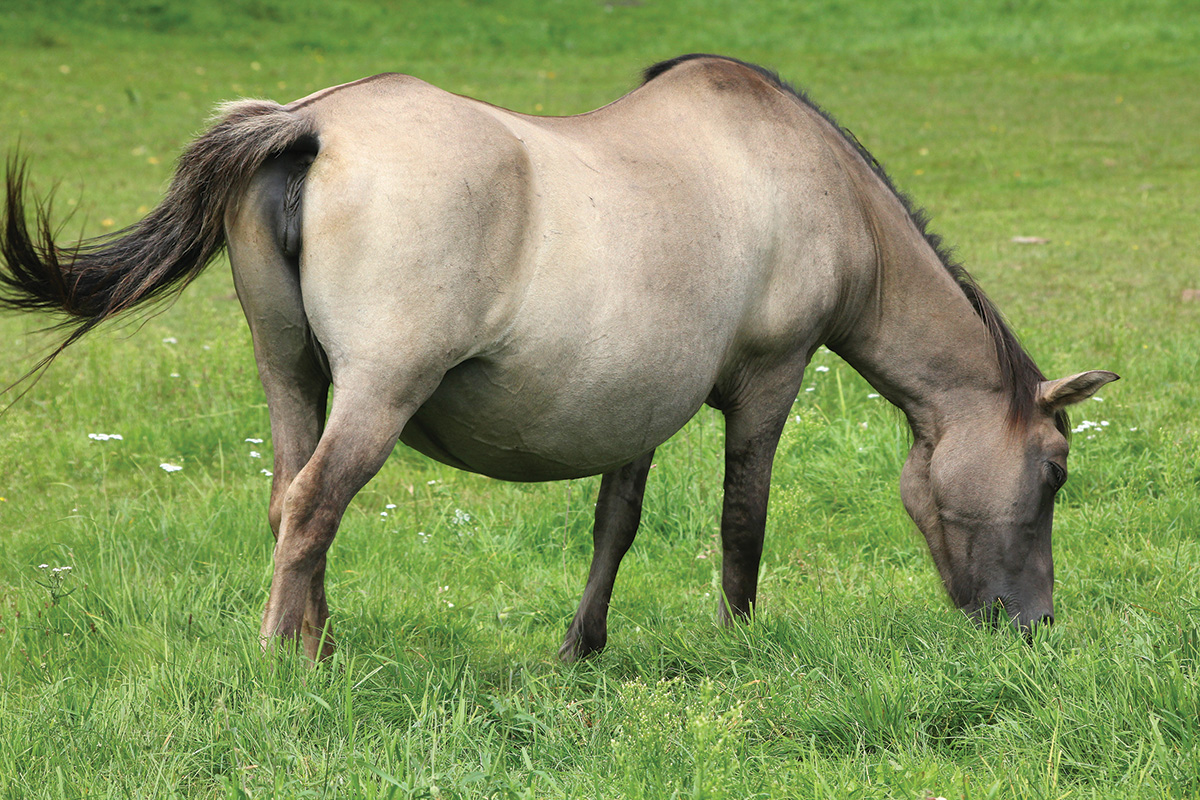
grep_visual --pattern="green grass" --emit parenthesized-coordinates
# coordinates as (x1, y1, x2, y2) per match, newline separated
(2, 0, 1198, 797)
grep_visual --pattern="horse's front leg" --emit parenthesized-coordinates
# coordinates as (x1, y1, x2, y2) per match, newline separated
(559, 450, 655, 662)
(717, 379, 797, 624)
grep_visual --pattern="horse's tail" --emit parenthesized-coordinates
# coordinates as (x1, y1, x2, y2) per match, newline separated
(1, 100, 318, 363)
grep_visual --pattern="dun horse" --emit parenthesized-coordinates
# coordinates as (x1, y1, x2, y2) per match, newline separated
(1, 55, 1115, 660)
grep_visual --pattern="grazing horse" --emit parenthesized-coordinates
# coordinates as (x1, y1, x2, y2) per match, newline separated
(1, 55, 1115, 660)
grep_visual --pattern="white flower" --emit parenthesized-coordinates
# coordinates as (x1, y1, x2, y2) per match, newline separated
(867, 393, 881, 399)
(88, 433, 123, 441)
(162, 337, 178, 344)
(160, 463, 183, 473)
(386, 503, 396, 509)
(814, 365, 830, 373)
(245, 438, 263, 444)
(805, 387, 815, 392)
(380, 511, 388, 517)
(38, 564, 48, 569)
(261, 469, 273, 476)
(249, 451, 261, 458)
(169, 373, 180, 378)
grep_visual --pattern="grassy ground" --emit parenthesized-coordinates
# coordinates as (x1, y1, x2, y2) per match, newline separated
(1, 1, 1198, 797)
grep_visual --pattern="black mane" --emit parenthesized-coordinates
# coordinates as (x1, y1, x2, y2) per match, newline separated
(643, 54, 1064, 435)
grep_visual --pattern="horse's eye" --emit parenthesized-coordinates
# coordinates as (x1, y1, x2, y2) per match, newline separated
(1045, 461, 1067, 490)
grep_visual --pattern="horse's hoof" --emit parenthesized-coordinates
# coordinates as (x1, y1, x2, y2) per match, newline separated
(558, 632, 604, 663)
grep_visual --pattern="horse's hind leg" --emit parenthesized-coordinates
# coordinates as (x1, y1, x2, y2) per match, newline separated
(559, 449, 655, 662)
(258, 367, 334, 657)
(259, 384, 412, 658)
(228, 159, 341, 657)
(717, 376, 799, 624)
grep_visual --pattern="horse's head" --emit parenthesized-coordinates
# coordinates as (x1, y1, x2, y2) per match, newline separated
(900, 370, 1118, 635)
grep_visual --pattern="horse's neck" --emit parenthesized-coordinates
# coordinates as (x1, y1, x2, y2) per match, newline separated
(828, 218, 1005, 439)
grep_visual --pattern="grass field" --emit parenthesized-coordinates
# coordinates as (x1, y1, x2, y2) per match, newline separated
(1, 1, 1198, 797)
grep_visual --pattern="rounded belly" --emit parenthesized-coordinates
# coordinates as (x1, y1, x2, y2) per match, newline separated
(399, 355, 713, 481)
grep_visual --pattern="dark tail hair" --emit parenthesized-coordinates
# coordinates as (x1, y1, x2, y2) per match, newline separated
(1, 100, 317, 371)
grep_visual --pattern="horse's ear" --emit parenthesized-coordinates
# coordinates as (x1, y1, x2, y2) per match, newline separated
(1036, 370, 1120, 411)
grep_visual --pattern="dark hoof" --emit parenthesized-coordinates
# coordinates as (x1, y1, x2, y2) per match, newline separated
(717, 598, 754, 626)
(558, 629, 605, 663)
(301, 621, 337, 662)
